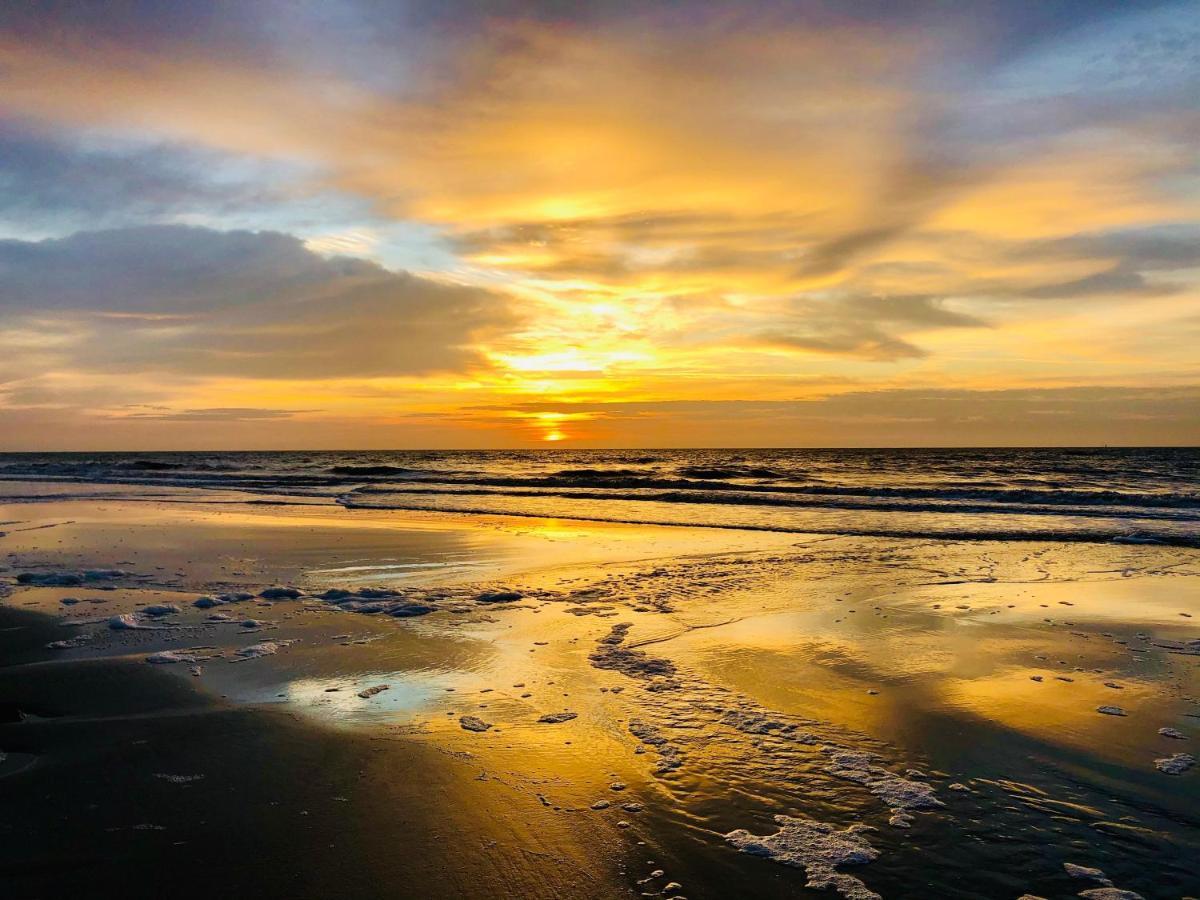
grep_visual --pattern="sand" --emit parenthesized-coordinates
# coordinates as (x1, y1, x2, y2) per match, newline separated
(1, 487, 1197, 898)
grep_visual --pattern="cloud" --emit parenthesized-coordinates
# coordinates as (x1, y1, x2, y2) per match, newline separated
(988, 225, 1200, 299)
(1, 5, 1194, 305)
(0, 125, 286, 230)
(1016, 226, 1200, 271)
(0, 3, 1197, 448)
(1018, 266, 1172, 300)
(486, 384, 1200, 418)
(473, 385, 1200, 445)
(117, 406, 317, 422)
(748, 294, 985, 361)
(0, 225, 519, 378)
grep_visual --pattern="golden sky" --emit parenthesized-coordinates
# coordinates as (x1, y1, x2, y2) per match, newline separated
(0, 1, 1197, 448)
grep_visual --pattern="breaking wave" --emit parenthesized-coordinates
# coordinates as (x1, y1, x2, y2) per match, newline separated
(0, 447, 1195, 545)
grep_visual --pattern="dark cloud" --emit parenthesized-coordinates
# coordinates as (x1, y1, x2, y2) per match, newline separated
(1019, 266, 1173, 300)
(1018, 226, 1200, 270)
(752, 294, 984, 361)
(0, 1, 264, 57)
(794, 224, 913, 279)
(0, 125, 287, 228)
(0, 225, 519, 378)
(1003, 226, 1200, 299)
(2, 1, 1145, 45)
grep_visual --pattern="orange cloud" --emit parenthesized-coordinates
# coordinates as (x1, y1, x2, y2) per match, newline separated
(1, 10, 1198, 447)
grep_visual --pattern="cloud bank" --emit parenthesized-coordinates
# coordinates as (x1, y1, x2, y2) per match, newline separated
(0, 225, 518, 379)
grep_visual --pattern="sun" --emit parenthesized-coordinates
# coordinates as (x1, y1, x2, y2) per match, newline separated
(523, 411, 588, 443)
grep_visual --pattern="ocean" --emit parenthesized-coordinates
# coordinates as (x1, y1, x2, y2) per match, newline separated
(1, 447, 1196, 546)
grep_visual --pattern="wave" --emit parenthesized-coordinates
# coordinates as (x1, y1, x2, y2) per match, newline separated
(121, 459, 187, 471)
(677, 465, 787, 480)
(346, 476, 1198, 511)
(551, 468, 647, 478)
(344, 484, 1200, 522)
(339, 495, 1200, 548)
(328, 465, 427, 477)
(1, 447, 1195, 547)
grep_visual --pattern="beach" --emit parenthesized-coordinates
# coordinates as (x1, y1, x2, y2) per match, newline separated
(5, 0, 1200, 893)
(5, 2, 1198, 894)
(1, 461, 1197, 899)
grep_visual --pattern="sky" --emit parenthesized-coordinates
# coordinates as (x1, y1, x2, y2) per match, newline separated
(0, 0, 1198, 449)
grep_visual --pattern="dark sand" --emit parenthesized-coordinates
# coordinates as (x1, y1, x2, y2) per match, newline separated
(2, 490, 1198, 898)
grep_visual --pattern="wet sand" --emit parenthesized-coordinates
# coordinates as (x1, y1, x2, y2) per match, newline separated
(1, 489, 1197, 898)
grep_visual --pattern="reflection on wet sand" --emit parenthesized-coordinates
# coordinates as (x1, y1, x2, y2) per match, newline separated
(1, 491, 1197, 898)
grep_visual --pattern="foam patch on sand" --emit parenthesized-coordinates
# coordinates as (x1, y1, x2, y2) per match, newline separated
(1062, 864, 1145, 899)
(725, 815, 880, 900)
(1064, 862, 1111, 884)
(537, 711, 578, 724)
(1154, 752, 1195, 774)
(824, 750, 944, 814)
(627, 718, 684, 773)
(721, 709, 817, 742)
(146, 650, 199, 664)
(230, 640, 296, 662)
(46, 635, 92, 649)
(588, 623, 679, 688)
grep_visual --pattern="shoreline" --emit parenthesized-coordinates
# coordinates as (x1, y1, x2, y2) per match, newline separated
(3, 476, 1196, 551)
(3, 445, 1196, 552)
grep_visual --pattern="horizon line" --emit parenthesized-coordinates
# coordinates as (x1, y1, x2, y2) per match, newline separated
(1, 445, 1196, 454)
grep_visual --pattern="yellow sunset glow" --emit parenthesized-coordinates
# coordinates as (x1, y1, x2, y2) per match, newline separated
(0, 6, 1196, 449)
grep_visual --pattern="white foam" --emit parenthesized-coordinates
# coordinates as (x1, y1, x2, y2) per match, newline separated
(725, 815, 880, 900)
(230, 640, 295, 662)
(146, 650, 198, 664)
(1154, 752, 1195, 774)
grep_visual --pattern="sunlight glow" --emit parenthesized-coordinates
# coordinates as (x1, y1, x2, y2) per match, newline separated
(0, 7, 1196, 449)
